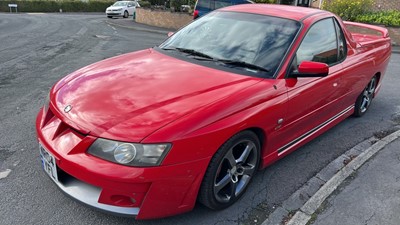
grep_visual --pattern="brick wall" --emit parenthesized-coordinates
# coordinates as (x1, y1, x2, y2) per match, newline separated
(311, 0, 324, 8)
(136, 8, 193, 30)
(322, 0, 399, 11)
(388, 27, 400, 45)
(373, 0, 400, 11)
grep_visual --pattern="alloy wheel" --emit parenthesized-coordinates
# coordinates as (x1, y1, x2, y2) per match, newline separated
(360, 77, 376, 113)
(213, 139, 258, 203)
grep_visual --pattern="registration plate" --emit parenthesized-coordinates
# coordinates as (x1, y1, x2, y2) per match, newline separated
(39, 144, 58, 182)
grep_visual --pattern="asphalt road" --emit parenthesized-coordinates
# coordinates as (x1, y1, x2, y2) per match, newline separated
(0, 13, 399, 225)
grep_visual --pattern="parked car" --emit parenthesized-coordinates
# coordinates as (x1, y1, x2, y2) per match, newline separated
(105, 1, 140, 18)
(37, 4, 391, 220)
(193, 0, 253, 19)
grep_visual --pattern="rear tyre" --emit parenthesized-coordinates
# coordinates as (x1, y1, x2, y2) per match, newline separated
(199, 131, 260, 210)
(107, 16, 112, 18)
(123, 11, 129, 18)
(354, 76, 377, 117)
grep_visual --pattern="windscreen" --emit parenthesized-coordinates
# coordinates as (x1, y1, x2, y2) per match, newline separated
(160, 11, 301, 76)
(113, 2, 128, 6)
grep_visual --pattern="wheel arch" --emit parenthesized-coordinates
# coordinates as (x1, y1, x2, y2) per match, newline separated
(203, 127, 266, 166)
(246, 127, 266, 156)
(373, 72, 381, 97)
(211, 127, 266, 162)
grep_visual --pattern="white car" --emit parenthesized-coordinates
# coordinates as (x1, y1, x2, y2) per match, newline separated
(106, 1, 140, 18)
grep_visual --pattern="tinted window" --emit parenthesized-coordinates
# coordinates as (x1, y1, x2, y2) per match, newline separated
(113, 1, 128, 6)
(196, 0, 210, 8)
(160, 12, 301, 77)
(214, 0, 232, 9)
(296, 18, 338, 66)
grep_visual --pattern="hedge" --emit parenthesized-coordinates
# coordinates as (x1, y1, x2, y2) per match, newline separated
(0, 0, 114, 12)
(253, 0, 275, 3)
(146, 0, 165, 6)
(356, 10, 400, 27)
(322, 0, 374, 21)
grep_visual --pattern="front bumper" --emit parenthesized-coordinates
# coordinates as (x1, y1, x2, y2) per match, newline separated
(36, 106, 210, 219)
(106, 11, 124, 16)
(50, 170, 140, 216)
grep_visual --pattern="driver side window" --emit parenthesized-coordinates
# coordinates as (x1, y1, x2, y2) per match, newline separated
(291, 18, 339, 72)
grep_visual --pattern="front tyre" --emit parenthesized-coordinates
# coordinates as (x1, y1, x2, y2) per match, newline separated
(199, 131, 260, 210)
(354, 76, 377, 117)
(123, 10, 129, 18)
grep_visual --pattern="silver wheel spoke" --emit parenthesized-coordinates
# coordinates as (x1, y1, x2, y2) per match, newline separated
(215, 173, 231, 193)
(361, 96, 369, 113)
(237, 141, 255, 164)
(230, 180, 238, 198)
(367, 79, 376, 94)
(235, 175, 250, 196)
(242, 165, 255, 176)
(363, 89, 369, 97)
(225, 149, 237, 167)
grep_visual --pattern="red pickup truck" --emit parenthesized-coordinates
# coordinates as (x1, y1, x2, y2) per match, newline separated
(36, 4, 391, 219)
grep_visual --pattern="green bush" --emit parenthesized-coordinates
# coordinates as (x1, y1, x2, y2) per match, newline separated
(0, 0, 114, 13)
(139, 0, 151, 8)
(147, 0, 166, 6)
(254, 0, 276, 3)
(355, 10, 400, 26)
(169, 0, 186, 11)
(322, 0, 374, 21)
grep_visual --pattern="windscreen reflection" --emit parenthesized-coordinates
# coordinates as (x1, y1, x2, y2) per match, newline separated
(160, 11, 301, 76)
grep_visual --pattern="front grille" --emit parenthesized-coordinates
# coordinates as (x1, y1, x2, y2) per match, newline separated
(43, 107, 86, 138)
(57, 165, 72, 185)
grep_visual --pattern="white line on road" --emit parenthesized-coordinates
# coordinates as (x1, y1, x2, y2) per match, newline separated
(76, 26, 88, 36)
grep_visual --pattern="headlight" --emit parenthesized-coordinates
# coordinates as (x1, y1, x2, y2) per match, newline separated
(88, 138, 171, 167)
(115, 8, 123, 11)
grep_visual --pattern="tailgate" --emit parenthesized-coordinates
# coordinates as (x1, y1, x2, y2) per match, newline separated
(344, 21, 390, 46)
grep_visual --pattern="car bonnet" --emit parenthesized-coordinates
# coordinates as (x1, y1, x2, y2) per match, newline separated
(51, 49, 262, 142)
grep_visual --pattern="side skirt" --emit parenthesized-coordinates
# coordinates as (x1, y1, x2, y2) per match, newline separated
(278, 105, 354, 155)
(261, 105, 354, 168)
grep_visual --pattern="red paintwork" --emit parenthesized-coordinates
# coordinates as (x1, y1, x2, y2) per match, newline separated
(36, 4, 392, 219)
(51, 49, 260, 142)
(297, 61, 329, 76)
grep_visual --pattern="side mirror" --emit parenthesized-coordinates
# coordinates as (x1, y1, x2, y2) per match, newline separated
(290, 61, 329, 78)
(167, 32, 174, 37)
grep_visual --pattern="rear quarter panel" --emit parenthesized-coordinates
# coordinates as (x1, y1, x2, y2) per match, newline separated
(340, 21, 392, 102)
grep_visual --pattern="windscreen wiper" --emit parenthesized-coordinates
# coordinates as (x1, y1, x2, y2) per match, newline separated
(162, 47, 269, 73)
(162, 47, 214, 59)
(216, 59, 270, 73)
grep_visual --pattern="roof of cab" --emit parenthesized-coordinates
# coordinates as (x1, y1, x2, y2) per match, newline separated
(219, 4, 330, 21)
